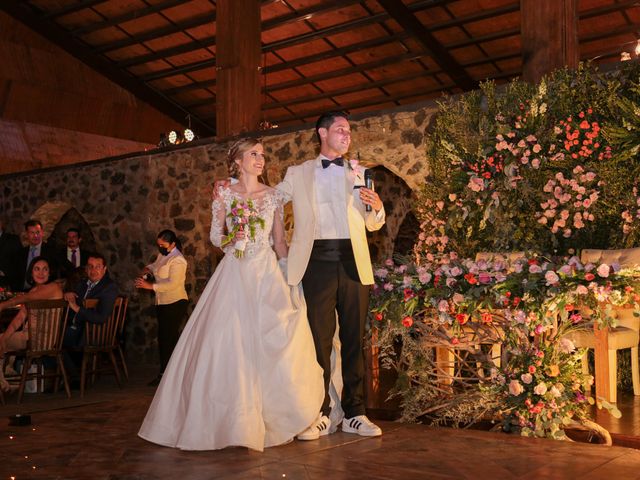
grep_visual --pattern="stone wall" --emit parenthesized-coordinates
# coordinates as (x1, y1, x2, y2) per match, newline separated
(0, 104, 437, 364)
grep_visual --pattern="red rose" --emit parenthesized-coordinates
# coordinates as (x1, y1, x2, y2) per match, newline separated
(481, 312, 493, 324)
(464, 273, 478, 285)
(374, 312, 384, 322)
(402, 316, 413, 327)
(585, 273, 595, 281)
(564, 304, 575, 312)
(451, 337, 460, 345)
(528, 258, 538, 265)
(403, 288, 415, 301)
(512, 297, 521, 306)
(456, 313, 468, 325)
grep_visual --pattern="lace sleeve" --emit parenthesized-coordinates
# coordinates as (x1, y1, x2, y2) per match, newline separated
(209, 190, 227, 247)
(271, 193, 288, 259)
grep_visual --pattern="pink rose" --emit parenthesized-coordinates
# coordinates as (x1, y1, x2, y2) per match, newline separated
(575, 285, 588, 295)
(509, 380, 524, 396)
(545, 270, 560, 285)
(478, 272, 492, 284)
(534, 382, 548, 395)
(597, 263, 610, 278)
(452, 293, 465, 304)
(520, 373, 533, 384)
(438, 300, 449, 312)
(529, 264, 543, 274)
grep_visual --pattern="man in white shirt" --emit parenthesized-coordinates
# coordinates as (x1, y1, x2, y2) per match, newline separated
(276, 111, 386, 440)
(58, 228, 93, 283)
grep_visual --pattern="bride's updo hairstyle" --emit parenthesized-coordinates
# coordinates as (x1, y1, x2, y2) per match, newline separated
(227, 137, 260, 178)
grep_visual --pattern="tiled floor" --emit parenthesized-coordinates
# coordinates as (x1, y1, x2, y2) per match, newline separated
(1, 369, 640, 479)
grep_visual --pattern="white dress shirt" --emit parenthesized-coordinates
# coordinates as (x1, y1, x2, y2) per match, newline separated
(314, 158, 351, 239)
(67, 247, 81, 267)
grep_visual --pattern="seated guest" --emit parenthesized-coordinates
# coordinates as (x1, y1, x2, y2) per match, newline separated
(14, 219, 57, 292)
(58, 228, 93, 289)
(0, 257, 64, 392)
(62, 253, 118, 350)
(0, 219, 22, 289)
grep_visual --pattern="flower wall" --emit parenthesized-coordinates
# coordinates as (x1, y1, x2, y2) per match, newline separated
(371, 62, 640, 439)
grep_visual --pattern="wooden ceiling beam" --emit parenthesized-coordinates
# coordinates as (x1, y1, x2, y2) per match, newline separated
(579, 0, 639, 19)
(116, 0, 367, 68)
(141, 59, 216, 82)
(581, 23, 640, 45)
(95, 12, 216, 53)
(0, 0, 214, 135)
(183, 52, 428, 109)
(163, 25, 522, 98)
(139, 1, 514, 83)
(376, 0, 476, 91)
(72, 0, 192, 36)
(263, 71, 437, 110)
(118, 37, 215, 68)
(42, 0, 108, 19)
(199, 81, 456, 124)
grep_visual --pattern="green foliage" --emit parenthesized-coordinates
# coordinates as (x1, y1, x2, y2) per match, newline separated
(416, 62, 640, 260)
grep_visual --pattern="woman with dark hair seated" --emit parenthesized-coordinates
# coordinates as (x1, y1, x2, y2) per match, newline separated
(0, 256, 64, 391)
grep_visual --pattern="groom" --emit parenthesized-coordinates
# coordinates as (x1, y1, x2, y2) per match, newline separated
(276, 111, 385, 439)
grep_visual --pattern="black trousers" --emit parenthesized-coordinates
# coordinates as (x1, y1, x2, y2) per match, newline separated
(302, 240, 370, 419)
(156, 299, 188, 373)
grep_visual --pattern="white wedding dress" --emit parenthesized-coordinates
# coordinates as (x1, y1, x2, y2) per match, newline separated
(138, 187, 324, 451)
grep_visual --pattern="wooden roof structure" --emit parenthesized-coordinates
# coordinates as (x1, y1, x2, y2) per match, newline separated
(2, 0, 639, 137)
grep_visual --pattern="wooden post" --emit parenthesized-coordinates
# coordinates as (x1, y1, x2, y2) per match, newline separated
(593, 322, 614, 403)
(521, 0, 579, 83)
(215, 0, 261, 138)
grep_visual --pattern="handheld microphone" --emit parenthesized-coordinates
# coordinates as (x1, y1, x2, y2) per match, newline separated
(364, 169, 373, 212)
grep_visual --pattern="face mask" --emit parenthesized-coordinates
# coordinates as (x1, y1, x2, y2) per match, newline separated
(158, 246, 169, 256)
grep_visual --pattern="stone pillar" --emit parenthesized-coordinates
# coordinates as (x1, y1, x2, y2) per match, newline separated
(521, 0, 579, 83)
(215, 0, 262, 138)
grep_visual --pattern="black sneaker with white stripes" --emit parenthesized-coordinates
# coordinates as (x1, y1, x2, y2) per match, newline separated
(297, 414, 331, 441)
(341, 415, 382, 437)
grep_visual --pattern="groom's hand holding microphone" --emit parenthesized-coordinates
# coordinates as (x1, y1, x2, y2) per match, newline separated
(359, 169, 382, 212)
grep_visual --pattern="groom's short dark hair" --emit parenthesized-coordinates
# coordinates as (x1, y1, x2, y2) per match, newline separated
(315, 111, 349, 144)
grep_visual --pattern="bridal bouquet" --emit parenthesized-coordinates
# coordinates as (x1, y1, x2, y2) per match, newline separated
(221, 198, 265, 258)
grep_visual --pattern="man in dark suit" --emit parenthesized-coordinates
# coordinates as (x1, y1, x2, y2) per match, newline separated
(14, 219, 57, 291)
(0, 219, 22, 289)
(62, 253, 119, 381)
(57, 228, 94, 288)
(62, 253, 119, 350)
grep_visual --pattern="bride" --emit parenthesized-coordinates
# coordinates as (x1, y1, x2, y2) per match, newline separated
(138, 138, 324, 451)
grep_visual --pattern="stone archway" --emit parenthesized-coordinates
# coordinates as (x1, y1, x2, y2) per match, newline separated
(30, 201, 74, 244)
(49, 208, 98, 253)
(30, 201, 97, 252)
(367, 165, 418, 262)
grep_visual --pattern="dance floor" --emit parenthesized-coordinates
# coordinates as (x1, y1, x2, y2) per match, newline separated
(1, 368, 640, 480)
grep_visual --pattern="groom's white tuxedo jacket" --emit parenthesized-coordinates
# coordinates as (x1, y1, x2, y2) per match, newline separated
(277, 156, 386, 286)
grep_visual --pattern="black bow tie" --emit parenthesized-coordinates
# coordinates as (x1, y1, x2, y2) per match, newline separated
(321, 157, 344, 169)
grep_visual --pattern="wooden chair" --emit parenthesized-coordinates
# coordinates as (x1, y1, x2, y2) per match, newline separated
(76, 297, 124, 398)
(5, 300, 72, 403)
(434, 252, 525, 387)
(564, 248, 640, 403)
(114, 296, 129, 380)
